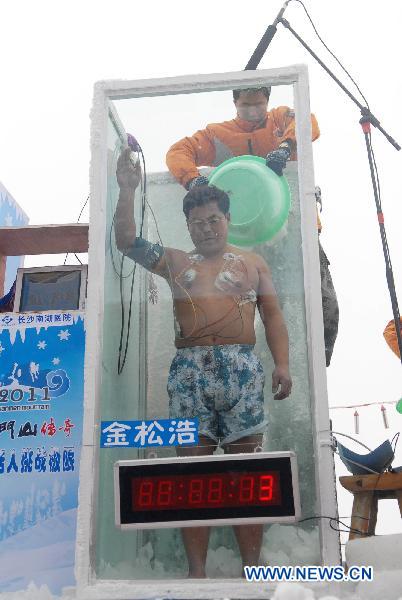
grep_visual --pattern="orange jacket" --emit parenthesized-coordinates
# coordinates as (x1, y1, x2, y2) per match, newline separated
(166, 106, 320, 188)
(383, 318, 402, 358)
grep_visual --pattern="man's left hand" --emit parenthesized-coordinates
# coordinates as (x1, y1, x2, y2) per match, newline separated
(116, 147, 142, 191)
(272, 366, 292, 400)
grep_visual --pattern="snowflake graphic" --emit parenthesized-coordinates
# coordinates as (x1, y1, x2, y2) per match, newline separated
(52, 357, 61, 365)
(37, 340, 47, 350)
(0, 343, 4, 354)
(58, 330, 71, 341)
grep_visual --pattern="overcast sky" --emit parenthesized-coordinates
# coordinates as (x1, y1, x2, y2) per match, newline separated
(1, 0, 401, 544)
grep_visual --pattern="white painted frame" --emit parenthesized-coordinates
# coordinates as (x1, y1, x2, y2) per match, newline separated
(76, 65, 339, 600)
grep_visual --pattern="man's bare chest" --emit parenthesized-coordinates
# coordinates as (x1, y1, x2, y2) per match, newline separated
(173, 252, 258, 303)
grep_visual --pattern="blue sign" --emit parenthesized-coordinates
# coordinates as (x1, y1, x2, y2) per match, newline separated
(0, 310, 85, 594)
(100, 418, 199, 448)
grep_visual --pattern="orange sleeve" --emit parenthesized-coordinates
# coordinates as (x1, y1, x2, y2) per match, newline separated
(166, 128, 217, 188)
(271, 107, 320, 155)
(271, 107, 321, 229)
(383, 318, 402, 358)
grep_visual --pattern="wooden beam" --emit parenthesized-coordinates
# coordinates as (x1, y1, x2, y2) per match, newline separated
(0, 224, 89, 256)
(340, 471, 402, 493)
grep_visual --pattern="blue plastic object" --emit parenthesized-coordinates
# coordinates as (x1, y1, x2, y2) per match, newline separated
(337, 439, 394, 475)
(208, 155, 291, 246)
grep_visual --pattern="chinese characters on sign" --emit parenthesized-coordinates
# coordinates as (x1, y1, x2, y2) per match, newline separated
(100, 419, 199, 448)
(0, 418, 75, 439)
(0, 312, 73, 327)
(0, 447, 75, 474)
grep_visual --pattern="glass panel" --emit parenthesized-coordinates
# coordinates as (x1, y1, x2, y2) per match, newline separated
(95, 84, 321, 580)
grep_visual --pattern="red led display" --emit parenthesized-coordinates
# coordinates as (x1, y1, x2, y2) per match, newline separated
(131, 470, 281, 511)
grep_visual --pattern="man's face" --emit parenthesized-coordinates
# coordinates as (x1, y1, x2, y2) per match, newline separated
(187, 201, 229, 257)
(234, 90, 268, 123)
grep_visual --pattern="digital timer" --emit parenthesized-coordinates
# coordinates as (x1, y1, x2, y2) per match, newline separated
(132, 470, 281, 511)
(115, 452, 300, 529)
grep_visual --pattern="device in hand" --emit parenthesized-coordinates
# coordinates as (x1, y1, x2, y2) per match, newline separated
(127, 133, 140, 167)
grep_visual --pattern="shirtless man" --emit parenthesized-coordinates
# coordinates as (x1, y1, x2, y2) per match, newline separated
(115, 148, 292, 577)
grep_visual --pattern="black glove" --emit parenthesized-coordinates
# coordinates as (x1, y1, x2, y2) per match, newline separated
(187, 175, 209, 190)
(266, 143, 291, 176)
(315, 186, 322, 212)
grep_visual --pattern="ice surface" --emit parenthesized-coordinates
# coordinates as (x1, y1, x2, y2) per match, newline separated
(272, 582, 314, 599)
(206, 546, 242, 578)
(354, 571, 402, 600)
(346, 533, 402, 571)
(261, 524, 320, 566)
(3, 517, 401, 598)
(2, 569, 402, 600)
(97, 542, 167, 580)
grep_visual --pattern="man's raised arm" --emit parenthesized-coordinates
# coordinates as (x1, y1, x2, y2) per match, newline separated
(114, 148, 141, 253)
(114, 148, 177, 279)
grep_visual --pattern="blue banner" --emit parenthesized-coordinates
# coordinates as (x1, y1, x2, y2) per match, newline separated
(0, 311, 85, 593)
(100, 418, 199, 448)
(0, 181, 29, 292)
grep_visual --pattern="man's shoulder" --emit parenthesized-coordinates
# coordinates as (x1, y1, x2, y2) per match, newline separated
(226, 245, 267, 266)
(268, 106, 294, 119)
(168, 247, 191, 262)
(205, 119, 238, 133)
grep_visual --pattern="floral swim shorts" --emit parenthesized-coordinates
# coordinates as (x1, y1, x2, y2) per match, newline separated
(167, 344, 267, 445)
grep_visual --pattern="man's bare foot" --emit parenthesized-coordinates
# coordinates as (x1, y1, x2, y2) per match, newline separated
(188, 569, 207, 578)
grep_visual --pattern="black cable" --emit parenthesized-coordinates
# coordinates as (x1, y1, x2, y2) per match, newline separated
(76, 194, 89, 223)
(363, 127, 402, 360)
(117, 253, 138, 374)
(290, 0, 401, 359)
(292, 0, 370, 109)
(331, 431, 372, 452)
(63, 194, 89, 265)
(185, 301, 245, 342)
(116, 146, 147, 375)
(299, 515, 370, 537)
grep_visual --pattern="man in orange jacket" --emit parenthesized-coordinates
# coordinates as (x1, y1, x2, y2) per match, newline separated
(166, 87, 339, 365)
(167, 87, 320, 187)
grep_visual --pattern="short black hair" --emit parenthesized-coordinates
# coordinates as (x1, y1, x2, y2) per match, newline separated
(183, 185, 230, 220)
(232, 86, 271, 102)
